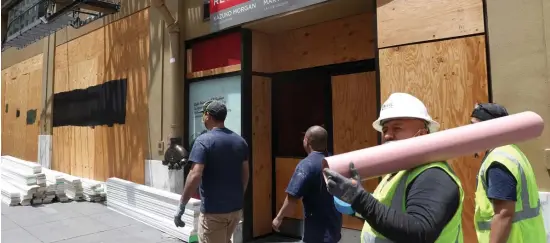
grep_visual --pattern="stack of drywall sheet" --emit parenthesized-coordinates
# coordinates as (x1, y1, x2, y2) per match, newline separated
(0, 157, 44, 205)
(1, 156, 109, 205)
(2, 156, 42, 174)
(106, 177, 201, 242)
(41, 168, 69, 202)
(40, 168, 84, 201)
(81, 178, 106, 202)
(41, 181, 58, 203)
(1, 164, 40, 185)
(1, 178, 21, 206)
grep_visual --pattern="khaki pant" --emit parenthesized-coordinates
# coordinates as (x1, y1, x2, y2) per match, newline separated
(198, 209, 242, 243)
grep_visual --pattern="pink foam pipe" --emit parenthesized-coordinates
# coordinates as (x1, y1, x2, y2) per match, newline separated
(323, 111, 545, 180)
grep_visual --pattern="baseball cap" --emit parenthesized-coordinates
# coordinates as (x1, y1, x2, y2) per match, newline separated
(471, 103, 509, 121)
(201, 100, 227, 121)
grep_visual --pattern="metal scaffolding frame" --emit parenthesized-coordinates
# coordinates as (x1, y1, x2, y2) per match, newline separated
(2, 0, 120, 51)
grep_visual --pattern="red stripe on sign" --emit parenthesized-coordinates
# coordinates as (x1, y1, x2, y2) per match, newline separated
(210, 0, 249, 13)
(191, 31, 242, 72)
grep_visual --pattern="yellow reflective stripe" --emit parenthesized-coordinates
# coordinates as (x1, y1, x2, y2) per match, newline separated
(476, 150, 541, 230)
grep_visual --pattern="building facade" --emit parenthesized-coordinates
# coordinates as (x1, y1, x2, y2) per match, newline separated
(1, 0, 549, 242)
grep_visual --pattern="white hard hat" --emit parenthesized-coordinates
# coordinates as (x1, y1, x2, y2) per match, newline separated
(372, 93, 440, 133)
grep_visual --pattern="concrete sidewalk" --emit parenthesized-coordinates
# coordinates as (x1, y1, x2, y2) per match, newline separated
(1, 201, 183, 243)
(1, 201, 300, 243)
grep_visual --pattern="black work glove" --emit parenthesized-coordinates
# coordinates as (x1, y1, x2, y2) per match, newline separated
(174, 203, 186, 227)
(349, 162, 363, 188)
(323, 162, 365, 205)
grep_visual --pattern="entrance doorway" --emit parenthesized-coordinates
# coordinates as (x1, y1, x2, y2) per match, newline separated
(270, 60, 378, 238)
(272, 68, 334, 158)
(271, 66, 333, 238)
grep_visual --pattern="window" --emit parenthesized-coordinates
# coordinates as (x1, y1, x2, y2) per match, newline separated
(188, 75, 241, 146)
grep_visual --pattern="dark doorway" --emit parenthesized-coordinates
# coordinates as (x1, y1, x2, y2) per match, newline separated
(272, 69, 334, 158)
(270, 67, 333, 239)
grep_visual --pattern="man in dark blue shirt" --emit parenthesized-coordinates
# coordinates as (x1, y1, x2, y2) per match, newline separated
(272, 125, 342, 243)
(470, 103, 517, 203)
(470, 103, 520, 242)
(175, 100, 249, 243)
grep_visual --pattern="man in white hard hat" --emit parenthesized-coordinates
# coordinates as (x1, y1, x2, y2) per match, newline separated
(323, 93, 465, 243)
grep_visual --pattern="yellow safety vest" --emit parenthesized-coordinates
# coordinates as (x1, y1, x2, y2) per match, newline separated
(474, 144, 546, 243)
(361, 162, 464, 243)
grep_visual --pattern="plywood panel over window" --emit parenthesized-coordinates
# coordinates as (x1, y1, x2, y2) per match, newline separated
(379, 35, 489, 243)
(377, 0, 485, 48)
(331, 71, 379, 230)
(52, 9, 149, 184)
(1, 53, 43, 162)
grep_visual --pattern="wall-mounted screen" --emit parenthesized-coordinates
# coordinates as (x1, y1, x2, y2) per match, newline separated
(188, 75, 242, 146)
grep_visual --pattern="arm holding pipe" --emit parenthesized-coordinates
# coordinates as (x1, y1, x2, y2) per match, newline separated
(325, 167, 460, 243)
(351, 168, 460, 243)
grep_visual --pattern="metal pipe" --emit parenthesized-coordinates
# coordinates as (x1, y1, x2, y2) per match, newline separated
(151, 0, 182, 145)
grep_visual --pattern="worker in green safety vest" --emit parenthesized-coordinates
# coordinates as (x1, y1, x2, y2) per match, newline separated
(470, 103, 546, 243)
(323, 93, 464, 243)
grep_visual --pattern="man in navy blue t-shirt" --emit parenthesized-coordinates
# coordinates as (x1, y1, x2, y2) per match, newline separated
(471, 103, 518, 204)
(175, 100, 249, 243)
(272, 125, 342, 243)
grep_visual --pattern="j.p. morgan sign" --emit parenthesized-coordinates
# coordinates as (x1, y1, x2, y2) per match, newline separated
(209, 0, 329, 32)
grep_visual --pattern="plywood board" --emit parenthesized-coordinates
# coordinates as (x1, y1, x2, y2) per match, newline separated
(251, 31, 273, 73)
(52, 9, 150, 184)
(52, 27, 104, 180)
(379, 35, 489, 243)
(102, 9, 149, 184)
(1, 53, 43, 162)
(377, 0, 484, 48)
(331, 72, 379, 230)
(251, 76, 273, 237)
(275, 157, 304, 220)
(271, 13, 375, 72)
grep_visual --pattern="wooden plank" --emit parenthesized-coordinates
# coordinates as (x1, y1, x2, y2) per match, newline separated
(186, 49, 193, 75)
(251, 76, 273, 237)
(185, 64, 241, 79)
(52, 43, 70, 174)
(25, 69, 43, 161)
(275, 157, 304, 220)
(16, 74, 29, 160)
(379, 35, 489, 243)
(331, 72, 379, 230)
(251, 31, 273, 73)
(377, 0, 485, 48)
(271, 13, 375, 72)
